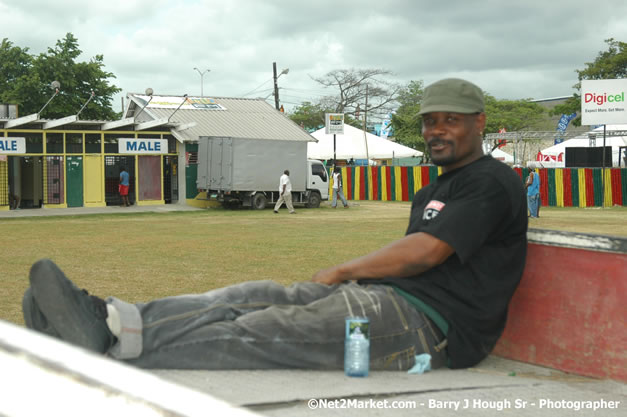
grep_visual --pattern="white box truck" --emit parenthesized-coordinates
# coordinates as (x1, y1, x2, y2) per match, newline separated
(196, 136, 329, 209)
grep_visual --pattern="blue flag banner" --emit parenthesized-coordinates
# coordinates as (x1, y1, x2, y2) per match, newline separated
(380, 112, 394, 139)
(556, 112, 577, 133)
(555, 112, 577, 144)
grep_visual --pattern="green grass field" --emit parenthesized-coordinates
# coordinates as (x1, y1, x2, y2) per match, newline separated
(2, 202, 625, 326)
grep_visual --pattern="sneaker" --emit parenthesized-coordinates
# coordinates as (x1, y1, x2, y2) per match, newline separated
(274, 210, 279, 214)
(29, 259, 114, 353)
(22, 287, 61, 339)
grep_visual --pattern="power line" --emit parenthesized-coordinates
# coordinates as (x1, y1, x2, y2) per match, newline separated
(239, 78, 274, 97)
(279, 93, 321, 101)
(282, 89, 332, 98)
(282, 87, 332, 94)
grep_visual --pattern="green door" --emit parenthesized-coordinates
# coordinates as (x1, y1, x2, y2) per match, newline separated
(66, 156, 83, 207)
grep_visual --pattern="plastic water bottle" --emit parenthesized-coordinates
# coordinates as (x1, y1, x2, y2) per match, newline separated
(344, 317, 370, 377)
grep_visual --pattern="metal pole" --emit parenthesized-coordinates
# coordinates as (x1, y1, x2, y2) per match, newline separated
(333, 134, 337, 162)
(602, 124, 606, 207)
(77, 90, 95, 117)
(273, 62, 280, 110)
(193, 68, 210, 97)
(363, 84, 369, 163)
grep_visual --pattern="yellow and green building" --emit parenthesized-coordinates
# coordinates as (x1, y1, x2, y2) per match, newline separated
(0, 94, 314, 211)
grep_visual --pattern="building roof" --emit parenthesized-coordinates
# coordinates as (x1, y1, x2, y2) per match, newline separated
(124, 94, 316, 143)
(0, 112, 178, 132)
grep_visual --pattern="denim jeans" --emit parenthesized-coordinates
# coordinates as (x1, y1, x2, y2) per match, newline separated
(527, 193, 540, 217)
(331, 188, 348, 207)
(107, 281, 447, 370)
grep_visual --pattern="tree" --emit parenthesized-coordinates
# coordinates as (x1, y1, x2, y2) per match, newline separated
(483, 94, 546, 151)
(390, 80, 425, 153)
(0, 39, 39, 114)
(288, 101, 364, 132)
(0, 33, 121, 120)
(311, 68, 401, 119)
(288, 101, 327, 131)
(551, 38, 626, 125)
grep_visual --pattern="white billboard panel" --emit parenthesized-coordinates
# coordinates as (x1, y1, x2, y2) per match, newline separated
(581, 79, 627, 125)
(325, 113, 344, 135)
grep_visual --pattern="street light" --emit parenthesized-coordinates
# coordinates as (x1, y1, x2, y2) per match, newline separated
(272, 62, 289, 110)
(193, 67, 210, 97)
(38, 81, 61, 115)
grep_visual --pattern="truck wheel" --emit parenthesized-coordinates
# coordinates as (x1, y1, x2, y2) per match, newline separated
(251, 193, 267, 210)
(306, 192, 321, 208)
(223, 199, 242, 210)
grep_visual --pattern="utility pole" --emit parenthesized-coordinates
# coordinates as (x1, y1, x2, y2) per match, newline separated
(273, 62, 280, 110)
(362, 84, 370, 162)
(602, 124, 607, 207)
(272, 62, 289, 111)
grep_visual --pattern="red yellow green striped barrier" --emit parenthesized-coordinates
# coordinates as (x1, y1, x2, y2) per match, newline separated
(328, 166, 627, 207)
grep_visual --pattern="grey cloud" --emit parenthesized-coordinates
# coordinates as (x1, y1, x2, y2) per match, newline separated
(0, 0, 625, 112)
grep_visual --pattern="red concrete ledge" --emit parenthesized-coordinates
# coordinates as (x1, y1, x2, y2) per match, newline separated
(494, 228, 627, 382)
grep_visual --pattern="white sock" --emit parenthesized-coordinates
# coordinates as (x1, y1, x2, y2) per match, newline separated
(106, 304, 122, 337)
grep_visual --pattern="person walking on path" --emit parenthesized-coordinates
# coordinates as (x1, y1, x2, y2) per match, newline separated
(119, 167, 131, 207)
(331, 167, 349, 208)
(525, 170, 540, 218)
(22, 78, 527, 372)
(274, 169, 295, 214)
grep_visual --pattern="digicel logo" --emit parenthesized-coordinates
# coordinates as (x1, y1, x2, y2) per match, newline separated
(584, 92, 625, 105)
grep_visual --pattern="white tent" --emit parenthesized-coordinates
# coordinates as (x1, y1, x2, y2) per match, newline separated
(537, 124, 627, 167)
(308, 124, 422, 160)
(483, 143, 514, 163)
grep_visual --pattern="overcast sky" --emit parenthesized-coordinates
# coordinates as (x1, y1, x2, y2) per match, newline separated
(1, 0, 626, 115)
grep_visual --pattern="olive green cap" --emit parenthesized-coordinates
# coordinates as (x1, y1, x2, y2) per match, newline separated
(418, 78, 484, 115)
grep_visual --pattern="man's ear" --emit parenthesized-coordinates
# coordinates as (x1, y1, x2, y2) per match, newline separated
(476, 113, 486, 133)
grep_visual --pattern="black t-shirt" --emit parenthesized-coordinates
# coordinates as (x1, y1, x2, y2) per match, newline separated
(379, 155, 528, 368)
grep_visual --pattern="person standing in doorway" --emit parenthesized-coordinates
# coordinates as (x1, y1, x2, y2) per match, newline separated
(331, 167, 349, 208)
(9, 183, 21, 210)
(274, 169, 295, 214)
(119, 167, 130, 207)
(525, 169, 540, 218)
(9, 192, 21, 210)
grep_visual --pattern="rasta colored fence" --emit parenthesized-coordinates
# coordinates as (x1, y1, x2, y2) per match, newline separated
(329, 166, 627, 207)
(515, 167, 627, 208)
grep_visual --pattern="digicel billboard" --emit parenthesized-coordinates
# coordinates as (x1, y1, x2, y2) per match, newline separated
(581, 79, 627, 125)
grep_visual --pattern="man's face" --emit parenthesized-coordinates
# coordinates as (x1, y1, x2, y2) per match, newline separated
(421, 112, 486, 172)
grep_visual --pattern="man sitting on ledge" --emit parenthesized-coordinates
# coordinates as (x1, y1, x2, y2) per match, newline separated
(23, 78, 528, 371)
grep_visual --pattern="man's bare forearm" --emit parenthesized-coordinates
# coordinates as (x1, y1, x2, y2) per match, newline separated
(311, 233, 454, 285)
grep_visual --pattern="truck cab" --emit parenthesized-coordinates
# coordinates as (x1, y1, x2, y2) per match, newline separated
(306, 159, 329, 207)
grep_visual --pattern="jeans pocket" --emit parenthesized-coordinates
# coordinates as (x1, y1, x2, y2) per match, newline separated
(371, 345, 416, 370)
